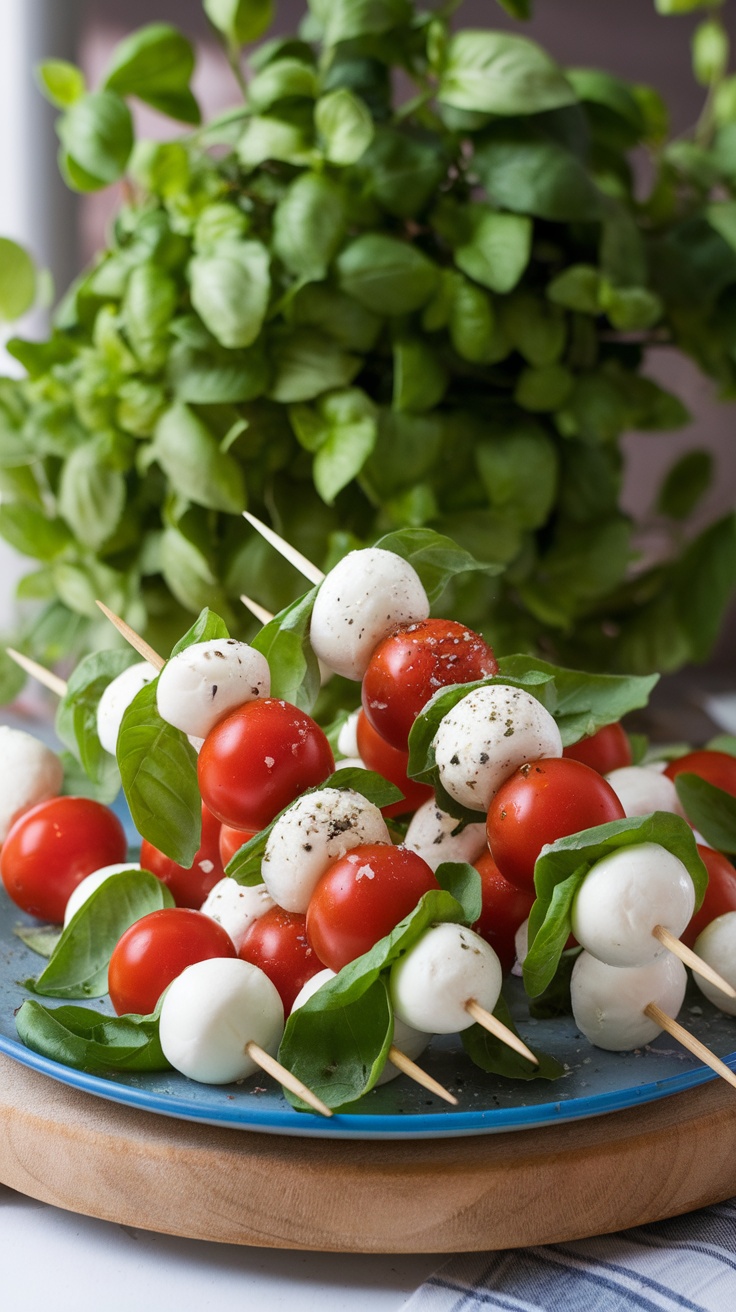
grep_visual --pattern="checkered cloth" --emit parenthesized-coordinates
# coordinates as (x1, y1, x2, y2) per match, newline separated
(402, 1199, 736, 1311)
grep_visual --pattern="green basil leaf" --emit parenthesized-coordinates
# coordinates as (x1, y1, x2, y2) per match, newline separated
(13, 924, 62, 958)
(462, 993, 564, 1080)
(170, 606, 231, 657)
(449, 275, 495, 363)
(706, 735, 736, 758)
(657, 451, 713, 521)
(515, 363, 574, 412)
(16, 998, 169, 1073)
(122, 264, 177, 371)
(495, 656, 658, 746)
(439, 32, 575, 116)
(36, 59, 86, 109)
(358, 126, 447, 219)
(474, 121, 602, 222)
(434, 862, 483, 925)
(528, 946, 582, 1020)
(315, 88, 374, 165)
(58, 443, 126, 551)
(336, 235, 439, 316)
(189, 240, 270, 349)
(204, 0, 274, 48)
(313, 402, 376, 505)
(267, 329, 360, 403)
(0, 238, 37, 322)
(117, 678, 201, 865)
(291, 284, 382, 352)
(160, 526, 227, 616)
(0, 504, 72, 561)
(373, 526, 503, 603)
(392, 339, 448, 413)
(26, 870, 174, 999)
(454, 209, 532, 295)
(308, 0, 411, 46)
(55, 648, 140, 793)
(167, 339, 269, 405)
(57, 91, 134, 185)
(129, 140, 190, 198)
(547, 264, 602, 314)
(273, 173, 346, 280)
(251, 584, 321, 711)
(281, 977, 393, 1112)
(249, 58, 318, 110)
(153, 402, 246, 513)
(674, 774, 736, 854)
(238, 114, 314, 169)
(103, 23, 200, 124)
(476, 423, 559, 531)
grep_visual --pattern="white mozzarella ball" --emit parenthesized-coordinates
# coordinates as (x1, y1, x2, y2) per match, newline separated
(310, 548, 430, 681)
(404, 799, 487, 872)
(337, 709, 361, 759)
(693, 913, 736, 1015)
(97, 661, 157, 756)
(332, 756, 365, 772)
(159, 957, 284, 1084)
(200, 878, 275, 950)
(291, 967, 337, 1010)
(156, 639, 270, 739)
(432, 684, 562, 813)
(571, 950, 687, 1051)
(262, 787, 391, 913)
(571, 842, 695, 968)
(390, 922, 502, 1034)
(605, 766, 685, 819)
(63, 862, 141, 927)
(0, 726, 64, 842)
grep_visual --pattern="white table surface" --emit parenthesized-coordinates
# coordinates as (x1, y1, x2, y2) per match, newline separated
(0, 1184, 441, 1311)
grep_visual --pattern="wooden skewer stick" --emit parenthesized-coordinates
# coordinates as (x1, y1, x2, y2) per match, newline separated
(644, 1002, 736, 1092)
(5, 648, 68, 698)
(243, 511, 326, 586)
(653, 924, 736, 1000)
(240, 593, 275, 626)
(245, 1041, 333, 1118)
(95, 601, 164, 672)
(387, 1046, 458, 1105)
(465, 999, 539, 1066)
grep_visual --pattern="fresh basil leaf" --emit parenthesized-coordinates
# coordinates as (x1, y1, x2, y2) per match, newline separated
(117, 678, 201, 865)
(13, 924, 62, 959)
(473, 121, 602, 222)
(0, 238, 37, 322)
(238, 113, 314, 169)
(58, 442, 126, 550)
(36, 59, 86, 110)
(358, 126, 447, 219)
(170, 607, 230, 657)
(454, 208, 532, 295)
(281, 978, 392, 1112)
(657, 451, 713, 521)
(16, 998, 169, 1074)
(57, 91, 134, 186)
(308, 0, 411, 46)
(547, 264, 602, 313)
(449, 275, 495, 363)
(122, 263, 177, 372)
(26, 870, 174, 999)
(674, 773, 736, 854)
(315, 88, 374, 165)
(0, 504, 73, 561)
(129, 140, 190, 198)
(496, 656, 658, 746)
(204, 0, 274, 48)
(528, 946, 582, 1020)
(392, 339, 448, 414)
(373, 526, 503, 603)
(249, 57, 318, 111)
(462, 993, 564, 1080)
(189, 240, 270, 349)
(55, 647, 140, 794)
(434, 862, 483, 925)
(273, 173, 346, 280)
(153, 403, 246, 514)
(439, 32, 575, 117)
(267, 329, 361, 403)
(103, 23, 200, 125)
(476, 424, 559, 531)
(251, 584, 320, 711)
(706, 735, 736, 758)
(336, 235, 439, 316)
(167, 338, 269, 405)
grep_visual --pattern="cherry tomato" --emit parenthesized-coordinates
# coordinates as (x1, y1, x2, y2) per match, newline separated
(682, 846, 736, 948)
(664, 750, 736, 799)
(107, 907, 236, 1016)
(238, 906, 324, 1012)
(219, 823, 257, 868)
(362, 618, 497, 751)
(140, 805, 224, 910)
(472, 850, 535, 974)
(306, 843, 440, 972)
(197, 698, 335, 832)
(563, 722, 632, 775)
(486, 758, 625, 893)
(1, 796, 127, 924)
(355, 710, 433, 817)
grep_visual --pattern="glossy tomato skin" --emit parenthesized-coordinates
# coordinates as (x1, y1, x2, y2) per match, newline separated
(562, 722, 632, 775)
(107, 907, 236, 1016)
(682, 846, 736, 948)
(355, 710, 433, 817)
(219, 823, 257, 868)
(1, 796, 127, 924)
(664, 750, 736, 799)
(362, 619, 498, 751)
(238, 906, 324, 1012)
(306, 843, 440, 972)
(197, 698, 335, 832)
(486, 757, 626, 893)
(140, 805, 225, 910)
(473, 850, 535, 975)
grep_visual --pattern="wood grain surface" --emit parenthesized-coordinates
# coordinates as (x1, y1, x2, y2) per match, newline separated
(2, 1054, 736, 1252)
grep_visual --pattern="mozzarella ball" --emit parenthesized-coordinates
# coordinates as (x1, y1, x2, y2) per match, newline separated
(0, 726, 64, 842)
(97, 661, 157, 755)
(200, 878, 275, 951)
(571, 842, 695, 968)
(390, 922, 502, 1034)
(262, 787, 391, 913)
(404, 799, 487, 872)
(310, 549, 430, 681)
(332, 756, 365, 772)
(693, 913, 736, 1015)
(605, 766, 685, 819)
(159, 957, 284, 1084)
(571, 950, 687, 1051)
(63, 862, 141, 927)
(432, 684, 562, 813)
(291, 969, 429, 1085)
(337, 709, 361, 759)
(156, 639, 270, 739)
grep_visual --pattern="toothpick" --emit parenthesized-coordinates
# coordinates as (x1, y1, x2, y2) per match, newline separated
(465, 998, 539, 1066)
(243, 512, 325, 586)
(95, 601, 164, 671)
(644, 1002, 736, 1092)
(240, 593, 275, 626)
(6, 648, 67, 698)
(653, 924, 736, 1000)
(245, 1041, 333, 1117)
(388, 1045, 458, 1105)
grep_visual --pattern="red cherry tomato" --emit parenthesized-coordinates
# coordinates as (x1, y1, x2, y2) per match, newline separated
(219, 823, 257, 868)
(355, 710, 433, 817)
(0, 796, 127, 924)
(682, 846, 736, 948)
(472, 850, 535, 975)
(362, 618, 497, 751)
(486, 758, 626, 893)
(107, 907, 236, 1016)
(563, 722, 632, 775)
(197, 698, 335, 831)
(140, 805, 225, 910)
(306, 843, 440, 972)
(664, 751, 736, 799)
(238, 906, 324, 1012)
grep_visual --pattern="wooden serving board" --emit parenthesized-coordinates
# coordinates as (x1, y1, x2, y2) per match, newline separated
(2, 1052, 735, 1253)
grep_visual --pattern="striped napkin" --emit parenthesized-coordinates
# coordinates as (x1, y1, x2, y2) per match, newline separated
(402, 1198, 736, 1311)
